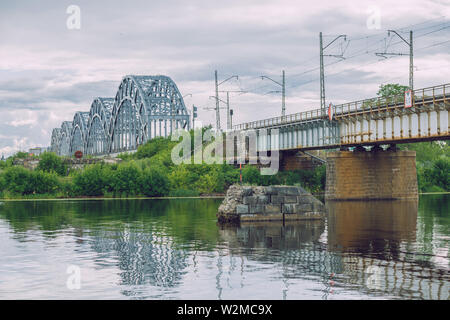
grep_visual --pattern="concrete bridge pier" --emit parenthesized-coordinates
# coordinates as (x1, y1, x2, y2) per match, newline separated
(325, 149, 418, 201)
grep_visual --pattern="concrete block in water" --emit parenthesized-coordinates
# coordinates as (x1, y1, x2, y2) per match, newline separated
(236, 204, 249, 214)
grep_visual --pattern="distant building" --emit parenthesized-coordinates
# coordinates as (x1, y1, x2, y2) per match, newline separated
(28, 147, 45, 156)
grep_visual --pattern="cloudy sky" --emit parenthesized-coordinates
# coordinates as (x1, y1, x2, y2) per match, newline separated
(0, 0, 449, 156)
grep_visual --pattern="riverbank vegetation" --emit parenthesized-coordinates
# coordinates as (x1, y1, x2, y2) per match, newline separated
(0, 128, 447, 199)
(400, 141, 449, 193)
(0, 130, 326, 199)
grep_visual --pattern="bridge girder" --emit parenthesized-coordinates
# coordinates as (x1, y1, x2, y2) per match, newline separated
(49, 75, 190, 156)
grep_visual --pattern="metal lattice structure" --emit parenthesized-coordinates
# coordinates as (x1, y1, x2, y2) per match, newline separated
(233, 83, 450, 151)
(86, 98, 114, 155)
(50, 75, 190, 156)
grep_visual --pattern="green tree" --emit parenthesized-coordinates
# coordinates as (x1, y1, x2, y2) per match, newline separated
(73, 164, 108, 196)
(110, 162, 141, 196)
(1, 166, 34, 194)
(139, 167, 169, 197)
(242, 165, 260, 185)
(401, 141, 449, 163)
(427, 158, 449, 191)
(134, 137, 176, 159)
(0, 166, 60, 195)
(194, 166, 225, 194)
(30, 170, 60, 194)
(377, 83, 410, 98)
(12, 151, 29, 159)
(37, 152, 67, 175)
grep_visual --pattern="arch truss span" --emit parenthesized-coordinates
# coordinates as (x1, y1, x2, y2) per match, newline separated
(50, 128, 62, 155)
(70, 111, 90, 155)
(49, 74, 191, 157)
(86, 98, 114, 155)
(109, 75, 190, 153)
(59, 121, 73, 157)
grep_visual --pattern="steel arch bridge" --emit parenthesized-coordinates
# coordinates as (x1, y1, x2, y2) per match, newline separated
(50, 75, 190, 156)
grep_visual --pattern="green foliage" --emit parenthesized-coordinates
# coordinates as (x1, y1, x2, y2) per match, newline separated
(0, 166, 60, 195)
(0, 126, 332, 199)
(422, 158, 449, 192)
(109, 162, 141, 196)
(195, 166, 225, 194)
(31, 170, 61, 194)
(241, 164, 326, 192)
(1, 166, 34, 194)
(0, 159, 8, 169)
(134, 137, 176, 159)
(412, 143, 449, 192)
(117, 152, 133, 161)
(73, 164, 109, 196)
(168, 189, 200, 197)
(37, 152, 67, 175)
(242, 165, 260, 185)
(400, 141, 449, 163)
(377, 83, 410, 98)
(12, 151, 29, 159)
(222, 164, 240, 187)
(168, 164, 191, 190)
(139, 167, 169, 197)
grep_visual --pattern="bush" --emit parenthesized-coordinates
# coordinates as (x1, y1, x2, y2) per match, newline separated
(242, 165, 260, 185)
(0, 160, 8, 169)
(424, 185, 445, 193)
(423, 158, 449, 192)
(59, 177, 76, 197)
(429, 158, 449, 191)
(134, 137, 175, 159)
(168, 189, 200, 197)
(12, 151, 29, 159)
(73, 164, 108, 196)
(0, 166, 60, 195)
(37, 152, 67, 175)
(1, 166, 34, 194)
(139, 167, 169, 197)
(222, 165, 239, 187)
(168, 164, 192, 190)
(195, 167, 225, 194)
(31, 170, 60, 194)
(110, 162, 141, 195)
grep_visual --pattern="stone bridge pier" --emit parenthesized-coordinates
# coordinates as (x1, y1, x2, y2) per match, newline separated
(325, 149, 418, 201)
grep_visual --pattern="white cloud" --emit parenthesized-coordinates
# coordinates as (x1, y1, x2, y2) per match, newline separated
(0, 0, 448, 156)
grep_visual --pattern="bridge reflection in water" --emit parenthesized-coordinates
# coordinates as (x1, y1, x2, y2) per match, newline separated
(219, 199, 448, 300)
(0, 198, 448, 299)
(326, 200, 448, 300)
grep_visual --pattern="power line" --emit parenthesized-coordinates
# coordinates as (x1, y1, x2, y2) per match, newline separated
(285, 35, 450, 91)
(286, 20, 449, 81)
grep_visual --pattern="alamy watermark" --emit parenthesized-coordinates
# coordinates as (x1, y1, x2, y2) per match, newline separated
(171, 126, 280, 175)
(365, 265, 382, 290)
(66, 265, 81, 290)
(366, 6, 381, 30)
(66, 5, 81, 30)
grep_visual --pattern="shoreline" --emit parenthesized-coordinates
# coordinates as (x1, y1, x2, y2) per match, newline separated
(0, 192, 448, 202)
(0, 195, 226, 201)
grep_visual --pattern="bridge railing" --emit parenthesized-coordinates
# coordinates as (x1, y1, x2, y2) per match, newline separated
(232, 108, 323, 131)
(233, 83, 449, 131)
(333, 83, 449, 117)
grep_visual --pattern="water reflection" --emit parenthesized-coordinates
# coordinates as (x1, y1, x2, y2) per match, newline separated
(326, 200, 448, 300)
(220, 221, 325, 250)
(327, 200, 418, 256)
(218, 221, 344, 299)
(0, 199, 221, 298)
(0, 196, 448, 299)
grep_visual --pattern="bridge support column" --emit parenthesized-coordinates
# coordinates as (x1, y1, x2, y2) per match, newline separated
(325, 150, 418, 200)
(280, 150, 324, 171)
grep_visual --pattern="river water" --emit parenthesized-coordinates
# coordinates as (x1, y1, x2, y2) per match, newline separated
(0, 195, 448, 300)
